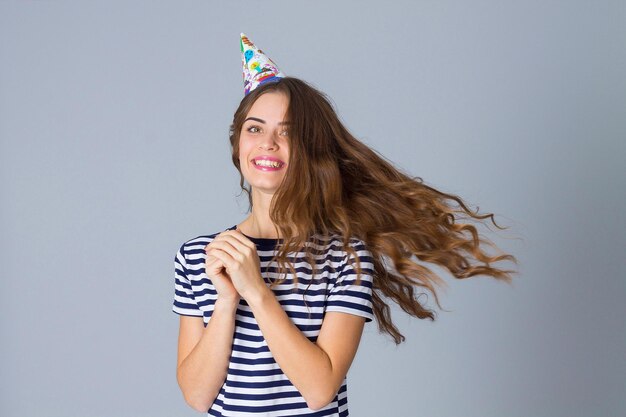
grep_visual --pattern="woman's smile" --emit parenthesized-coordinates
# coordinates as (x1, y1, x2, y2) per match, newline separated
(252, 156, 286, 171)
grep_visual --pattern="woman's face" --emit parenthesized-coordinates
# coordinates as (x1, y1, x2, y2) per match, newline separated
(239, 91, 290, 195)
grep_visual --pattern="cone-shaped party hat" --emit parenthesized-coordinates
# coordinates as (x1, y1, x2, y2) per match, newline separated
(240, 33, 285, 96)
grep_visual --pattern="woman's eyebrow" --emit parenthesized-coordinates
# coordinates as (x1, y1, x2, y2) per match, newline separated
(244, 117, 292, 125)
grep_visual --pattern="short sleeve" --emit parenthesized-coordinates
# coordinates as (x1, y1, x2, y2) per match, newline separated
(325, 240, 375, 323)
(172, 243, 203, 317)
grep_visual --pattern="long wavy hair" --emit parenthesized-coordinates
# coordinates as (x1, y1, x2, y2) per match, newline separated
(229, 76, 519, 344)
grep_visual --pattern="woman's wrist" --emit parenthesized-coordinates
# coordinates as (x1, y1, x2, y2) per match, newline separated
(214, 296, 240, 313)
(245, 284, 273, 310)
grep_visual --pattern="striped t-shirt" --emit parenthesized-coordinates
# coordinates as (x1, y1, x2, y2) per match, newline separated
(172, 224, 375, 416)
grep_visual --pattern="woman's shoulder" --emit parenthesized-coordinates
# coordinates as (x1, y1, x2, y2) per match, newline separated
(307, 232, 369, 256)
(313, 232, 367, 246)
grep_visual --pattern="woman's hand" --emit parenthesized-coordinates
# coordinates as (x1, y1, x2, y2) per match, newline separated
(205, 240, 240, 305)
(205, 230, 267, 302)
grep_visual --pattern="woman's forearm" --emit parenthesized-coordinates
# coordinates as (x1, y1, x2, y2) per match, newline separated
(246, 287, 335, 411)
(176, 299, 238, 412)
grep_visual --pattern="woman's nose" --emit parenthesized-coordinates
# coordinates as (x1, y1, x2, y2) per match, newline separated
(258, 130, 280, 149)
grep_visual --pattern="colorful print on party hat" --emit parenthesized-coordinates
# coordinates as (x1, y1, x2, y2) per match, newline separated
(240, 33, 285, 96)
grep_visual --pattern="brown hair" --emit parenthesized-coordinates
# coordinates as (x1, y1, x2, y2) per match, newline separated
(229, 76, 519, 344)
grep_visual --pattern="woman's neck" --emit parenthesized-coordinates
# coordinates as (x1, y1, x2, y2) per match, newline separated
(237, 214, 282, 239)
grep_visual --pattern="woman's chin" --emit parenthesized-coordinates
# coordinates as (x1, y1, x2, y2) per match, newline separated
(249, 183, 282, 195)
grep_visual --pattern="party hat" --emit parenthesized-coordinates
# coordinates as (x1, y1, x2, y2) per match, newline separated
(240, 33, 285, 96)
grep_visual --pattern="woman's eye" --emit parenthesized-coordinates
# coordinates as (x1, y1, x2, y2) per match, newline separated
(245, 125, 288, 136)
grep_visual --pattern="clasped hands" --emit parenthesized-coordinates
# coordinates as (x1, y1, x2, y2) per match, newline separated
(204, 229, 267, 303)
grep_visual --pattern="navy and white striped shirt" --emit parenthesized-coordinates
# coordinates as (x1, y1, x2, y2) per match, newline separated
(172, 224, 375, 416)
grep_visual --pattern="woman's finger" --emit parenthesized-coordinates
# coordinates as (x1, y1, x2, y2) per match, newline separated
(207, 240, 237, 260)
(208, 247, 235, 269)
(205, 256, 222, 270)
(211, 234, 256, 263)
(212, 231, 256, 252)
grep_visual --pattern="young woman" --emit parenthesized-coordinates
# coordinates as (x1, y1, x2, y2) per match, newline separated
(172, 34, 518, 416)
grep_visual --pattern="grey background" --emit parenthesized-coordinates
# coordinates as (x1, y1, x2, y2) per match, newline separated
(1, 1, 624, 416)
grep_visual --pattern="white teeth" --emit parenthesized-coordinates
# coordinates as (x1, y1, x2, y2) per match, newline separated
(254, 160, 282, 168)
